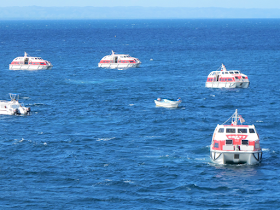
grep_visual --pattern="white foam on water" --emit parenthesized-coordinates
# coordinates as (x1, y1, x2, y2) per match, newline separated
(96, 137, 116, 141)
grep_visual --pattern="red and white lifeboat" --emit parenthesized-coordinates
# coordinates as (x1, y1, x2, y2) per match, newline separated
(98, 50, 141, 69)
(9, 52, 53, 70)
(205, 64, 249, 88)
(210, 109, 262, 165)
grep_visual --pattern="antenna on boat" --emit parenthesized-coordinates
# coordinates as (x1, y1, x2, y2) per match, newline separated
(221, 63, 227, 71)
(111, 50, 115, 55)
(9, 93, 19, 101)
(24, 52, 29, 57)
(231, 109, 238, 125)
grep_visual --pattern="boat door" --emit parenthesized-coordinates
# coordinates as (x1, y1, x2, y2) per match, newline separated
(114, 56, 118, 63)
(24, 58, 29, 65)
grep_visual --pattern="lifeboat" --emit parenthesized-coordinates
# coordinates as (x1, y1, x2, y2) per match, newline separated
(154, 98, 182, 108)
(0, 93, 31, 115)
(98, 50, 141, 69)
(9, 52, 53, 70)
(210, 109, 262, 165)
(205, 64, 249, 88)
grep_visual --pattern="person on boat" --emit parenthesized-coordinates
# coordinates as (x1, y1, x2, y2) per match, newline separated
(157, 98, 162, 101)
(177, 97, 181, 101)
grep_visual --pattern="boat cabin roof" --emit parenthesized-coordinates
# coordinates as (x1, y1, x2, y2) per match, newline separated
(215, 124, 256, 133)
(208, 70, 241, 76)
(13, 57, 44, 61)
(102, 54, 132, 59)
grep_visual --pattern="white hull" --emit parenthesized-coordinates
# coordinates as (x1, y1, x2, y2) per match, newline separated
(210, 150, 262, 165)
(0, 109, 16, 115)
(98, 63, 140, 69)
(0, 94, 31, 115)
(9, 64, 53, 70)
(205, 81, 249, 88)
(0, 106, 30, 115)
(154, 99, 181, 108)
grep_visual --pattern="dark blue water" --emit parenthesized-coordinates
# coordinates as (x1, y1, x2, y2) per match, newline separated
(0, 19, 280, 209)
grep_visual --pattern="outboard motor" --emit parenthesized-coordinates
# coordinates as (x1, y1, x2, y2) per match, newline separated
(27, 107, 31, 115)
(15, 108, 20, 115)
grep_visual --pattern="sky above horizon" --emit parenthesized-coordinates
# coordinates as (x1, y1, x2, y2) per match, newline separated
(1, 0, 280, 8)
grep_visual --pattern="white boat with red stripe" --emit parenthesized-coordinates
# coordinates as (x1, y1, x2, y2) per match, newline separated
(98, 50, 141, 69)
(9, 52, 53, 70)
(205, 64, 249, 88)
(210, 109, 262, 165)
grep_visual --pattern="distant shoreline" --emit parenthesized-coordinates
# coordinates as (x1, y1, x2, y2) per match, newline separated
(0, 7, 280, 20)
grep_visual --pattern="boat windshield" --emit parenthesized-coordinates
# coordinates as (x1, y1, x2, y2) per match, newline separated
(238, 128, 247, 133)
(226, 128, 236, 133)
(11, 105, 19, 109)
(249, 128, 255, 133)
(218, 128, 224, 133)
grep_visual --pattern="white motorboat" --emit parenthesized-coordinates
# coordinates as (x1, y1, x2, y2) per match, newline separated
(210, 109, 262, 165)
(205, 64, 249, 88)
(154, 98, 182, 108)
(0, 94, 31, 115)
(98, 50, 141, 69)
(9, 52, 53, 70)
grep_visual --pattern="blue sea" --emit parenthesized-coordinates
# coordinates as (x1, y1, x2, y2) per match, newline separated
(0, 19, 280, 209)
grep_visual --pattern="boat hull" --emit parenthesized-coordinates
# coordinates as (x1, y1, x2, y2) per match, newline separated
(9, 64, 53, 70)
(205, 81, 249, 88)
(0, 110, 16, 115)
(98, 63, 141, 69)
(210, 150, 262, 165)
(154, 99, 181, 108)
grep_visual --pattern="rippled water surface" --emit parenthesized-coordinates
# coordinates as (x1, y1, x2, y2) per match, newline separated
(0, 19, 280, 209)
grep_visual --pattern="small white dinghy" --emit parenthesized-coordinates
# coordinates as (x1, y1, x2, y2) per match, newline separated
(0, 93, 31, 115)
(154, 98, 182, 108)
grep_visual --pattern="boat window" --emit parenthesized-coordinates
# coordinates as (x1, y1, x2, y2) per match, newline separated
(214, 143, 219, 148)
(222, 72, 224, 74)
(238, 128, 247, 133)
(218, 128, 224, 133)
(242, 140, 249, 145)
(229, 72, 233, 74)
(235, 71, 239, 74)
(228, 78, 233, 81)
(249, 129, 255, 133)
(226, 140, 232, 145)
(235, 76, 239, 79)
(242, 76, 246, 79)
(226, 128, 236, 133)
(11, 105, 19, 109)
(225, 72, 229, 74)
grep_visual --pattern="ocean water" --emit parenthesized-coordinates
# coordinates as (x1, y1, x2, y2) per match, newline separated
(0, 19, 280, 209)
